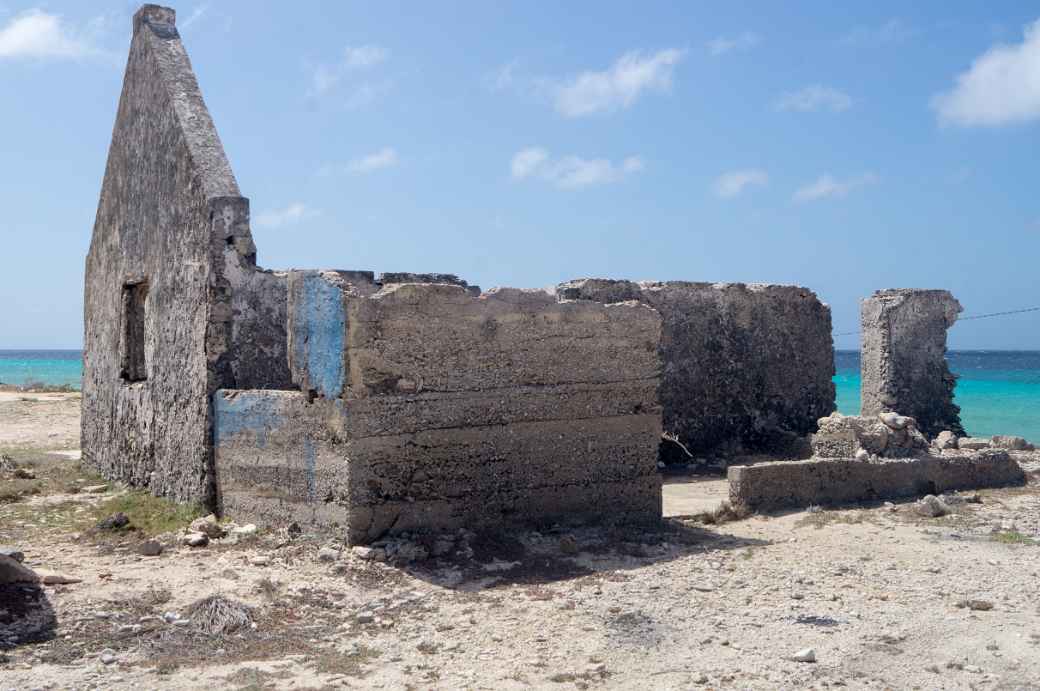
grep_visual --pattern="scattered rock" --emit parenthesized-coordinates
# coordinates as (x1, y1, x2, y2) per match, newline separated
(854, 448, 870, 461)
(12, 467, 36, 479)
(136, 540, 163, 557)
(879, 412, 914, 430)
(959, 599, 994, 611)
(915, 495, 950, 518)
(790, 648, 816, 663)
(99, 649, 117, 665)
(0, 554, 39, 584)
(386, 540, 428, 563)
(249, 555, 271, 566)
(958, 437, 991, 451)
(82, 484, 108, 494)
(0, 546, 25, 563)
(232, 523, 258, 536)
(352, 546, 386, 562)
(95, 512, 130, 531)
(182, 532, 209, 548)
(190, 514, 226, 539)
(933, 431, 958, 450)
(317, 546, 340, 562)
(991, 435, 1031, 451)
(559, 535, 579, 555)
(40, 573, 82, 585)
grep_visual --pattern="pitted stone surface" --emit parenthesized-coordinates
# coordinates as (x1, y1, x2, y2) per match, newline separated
(729, 450, 1025, 512)
(83, 6, 289, 504)
(557, 278, 835, 463)
(219, 275, 665, 543)
(860, 289, 964, 438)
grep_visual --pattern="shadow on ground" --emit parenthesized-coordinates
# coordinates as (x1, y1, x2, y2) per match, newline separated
(399, 518, 770, 591)
(0, 583, 57, 651)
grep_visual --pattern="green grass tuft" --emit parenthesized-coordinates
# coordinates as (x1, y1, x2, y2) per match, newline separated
(88, 491, 203, 536)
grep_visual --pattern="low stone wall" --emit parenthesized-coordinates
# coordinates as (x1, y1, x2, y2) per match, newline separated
(557, 279, 835, 462)
(728, 451, 1025, 512)
(218, 276, 665, 543)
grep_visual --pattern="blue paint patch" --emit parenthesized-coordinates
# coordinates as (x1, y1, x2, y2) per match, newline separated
(213, 392, 287, 449)
(302, 273, 346, 398)
(303, 437, 316, 502)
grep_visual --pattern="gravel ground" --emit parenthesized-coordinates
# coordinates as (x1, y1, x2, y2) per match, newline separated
(2, 398, 1038, 690)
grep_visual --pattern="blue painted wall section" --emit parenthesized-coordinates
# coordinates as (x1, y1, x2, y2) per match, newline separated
(302, 273, 346, 398)
(213, 391, 288, 449)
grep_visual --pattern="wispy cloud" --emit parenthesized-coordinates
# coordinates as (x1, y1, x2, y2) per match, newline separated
(347, 147, 398, 174)
(794, 173, 878, 203)
(255, 203, 319, 229)
(180, 4, 208, 30)
(553, 49, 684, 117)
(776, 85, 852, 113)
(707, 32, 759, 56)
(511, 147, 644, 189)
(713, 169, 768, 198)
(0, 9, 104, 60)
(840, 19, 917, 46)
(932, 19, 1040, 127)
(488, 59, 520, 92)
(308, 43, 389, 100)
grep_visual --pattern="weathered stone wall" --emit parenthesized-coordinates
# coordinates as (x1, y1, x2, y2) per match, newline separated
(728, 451, 1024, 513)
(557, 279, 835, 463)
(212, 390, 349, 528)
(83, 6, 289, 504)
(219, 275, 665, 543)
(860, 289, 964, 438)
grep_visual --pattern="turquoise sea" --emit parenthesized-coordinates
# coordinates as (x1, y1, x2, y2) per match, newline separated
(2, 349, 1038, 441)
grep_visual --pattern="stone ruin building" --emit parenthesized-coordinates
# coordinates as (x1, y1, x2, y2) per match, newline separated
(84, 5, 1022, 543)
(860, 289, 965, 437)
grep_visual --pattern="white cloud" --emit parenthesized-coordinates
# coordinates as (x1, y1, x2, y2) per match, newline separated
(343, 44, 387, 69)
(776, 85, 852, 112)
(308, 43, 388, 97)
(932, 19, 1040, 127)
(707, 31, 759, 56)
(554, 49, 684, 117)
(0, 9, 101, 60)
(255, 203, 319, 229)
(511, 148, 644, 189)
(713, 169, 768, 198)
(510, 147, 549, 179)
(347, 147, 398, 174)
(489, 59, 519, 92)
(793, 173, 878, 203)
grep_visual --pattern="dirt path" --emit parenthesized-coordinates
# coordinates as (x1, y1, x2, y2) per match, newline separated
(2, 397, 1039, 689)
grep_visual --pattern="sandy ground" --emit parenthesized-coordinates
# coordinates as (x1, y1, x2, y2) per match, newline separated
(2, 398, 1039, 690)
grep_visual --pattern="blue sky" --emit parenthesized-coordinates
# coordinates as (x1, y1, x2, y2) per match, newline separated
(1, 1, 1038, 349)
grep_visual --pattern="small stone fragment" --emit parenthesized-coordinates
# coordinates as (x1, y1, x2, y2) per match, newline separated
(790, 648, 816, 663)
(99, 649, 117, 665)
(136, 540, 163, 557)
(0, 546, 25, 563)
(965, 599, 994, 611)
(41, 573, 82, 585)
(96, 512, 130, 531)
(317, 546, 340, 562)
(12, 468, 36, 479)
(559, 535, 579, 555)
(933, 431, 958, 450)
(232, 523, 258, 536)
(190, 514, 226, 539)
(957, 437, 991, 451)
(82, 484, 109, 494)
(183, 532, 209, 548)
(915, 495, 949, 518)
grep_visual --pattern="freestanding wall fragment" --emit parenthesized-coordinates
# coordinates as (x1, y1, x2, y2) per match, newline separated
(216, 275, 665, 543)
(557, 279, 836, 463)
(83, 5, 290, 504)
(860, 289, 964, 438)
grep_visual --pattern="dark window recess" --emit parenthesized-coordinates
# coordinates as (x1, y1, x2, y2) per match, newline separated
(120, 282, 148, 382)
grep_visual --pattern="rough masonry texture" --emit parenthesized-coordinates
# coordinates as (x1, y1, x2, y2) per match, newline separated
(85, 7, 664, 540)
(216, 273, 664, 543)
(557, 279, 835, 462)
(83, 6, 290, 505)
(728, 450, 1025, 513)
(860, 289, 964, 438)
